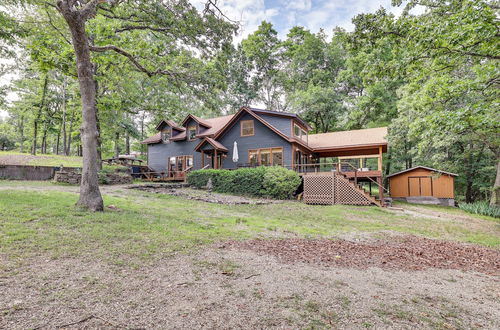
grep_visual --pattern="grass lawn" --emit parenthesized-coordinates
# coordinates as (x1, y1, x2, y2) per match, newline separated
(1, 181, 498, 266)
(1, 181, 499, 329)
(0, 150, 83, 167)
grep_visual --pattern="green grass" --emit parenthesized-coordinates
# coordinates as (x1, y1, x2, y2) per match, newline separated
(0, 150, 83, 167)
(0, 182, 498, 267)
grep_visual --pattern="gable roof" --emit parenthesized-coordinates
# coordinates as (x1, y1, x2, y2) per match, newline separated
(387, 166, 458, 178)
(155, 119, 185, 131)
(249, 107, 312, 131)
(308, 127, 388, 150)
(181, 114, 212, 128)
(194, 137, 228, 152)
(197, 114, 235, 137)
(213, 106, 311, 150)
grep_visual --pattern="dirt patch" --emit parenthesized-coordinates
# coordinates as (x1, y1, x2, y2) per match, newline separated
(1, 249, 499, 329)
(224, 236, 500, 275)
(130, 185, 281, 205)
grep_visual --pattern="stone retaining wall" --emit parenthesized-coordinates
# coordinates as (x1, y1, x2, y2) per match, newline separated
(54, 171, 133, 185)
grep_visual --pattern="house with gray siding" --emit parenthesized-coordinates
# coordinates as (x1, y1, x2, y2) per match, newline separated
(141, 106, 388, 193)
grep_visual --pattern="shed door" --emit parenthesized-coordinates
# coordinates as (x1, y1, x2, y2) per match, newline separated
(408, 177, 420, 196)
(408, 176, 433, 196)
(420, 177, 432, 196)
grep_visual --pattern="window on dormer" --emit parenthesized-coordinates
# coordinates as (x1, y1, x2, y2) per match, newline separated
(161, 128, 171, 143)
(188, 125, 197, 140)
(293, 123, 307, 141)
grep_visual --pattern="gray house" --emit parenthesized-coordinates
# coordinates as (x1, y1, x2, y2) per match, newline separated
(142, 106, 388, 189)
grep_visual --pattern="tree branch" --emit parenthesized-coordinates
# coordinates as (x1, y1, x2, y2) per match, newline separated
(89, 45, 176, 77)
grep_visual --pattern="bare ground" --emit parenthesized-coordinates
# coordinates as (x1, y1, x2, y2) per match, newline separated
(1, 247, 499, 329)
(1, 183, 499, 329)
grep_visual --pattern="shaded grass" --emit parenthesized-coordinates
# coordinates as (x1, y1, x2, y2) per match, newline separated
(0, 151, 83, 167)
(1, 186, 499, 267)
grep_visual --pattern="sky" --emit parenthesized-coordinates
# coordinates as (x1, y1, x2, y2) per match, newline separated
(1, 0, 407, 119)
(192, 0, 406, 41)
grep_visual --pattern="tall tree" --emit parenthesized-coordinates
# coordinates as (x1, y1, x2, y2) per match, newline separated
(4, 0, 236, 211)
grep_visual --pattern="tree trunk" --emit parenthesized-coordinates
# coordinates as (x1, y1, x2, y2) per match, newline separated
(55, 130, 60, 155)
(125, 133, 130, 155)
(19, 115, 25, 153)
(491, 160, 500, 206)
(114, 131, 120, 158)
(140, 111, 145, 156)
(32, 74, 48, 155)
(62, 77, 67, 156)
(66, 105, 75, 156)
(59, 6, 103, 211)
(41, 123, 48, 154)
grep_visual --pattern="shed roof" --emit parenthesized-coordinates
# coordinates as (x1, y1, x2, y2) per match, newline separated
(308, 127, 388, 150)
(387, 166, 458, 178)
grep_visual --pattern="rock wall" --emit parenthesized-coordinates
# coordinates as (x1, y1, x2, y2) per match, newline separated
(54, 171, 133, 185)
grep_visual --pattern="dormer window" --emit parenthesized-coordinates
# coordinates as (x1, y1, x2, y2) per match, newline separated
(161, 128, 171, 143)
(241, 120, 254, 137)
(188, 125, 197, 140)
(293, 123, 307, 142)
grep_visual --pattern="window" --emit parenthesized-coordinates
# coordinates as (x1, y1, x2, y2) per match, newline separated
(241, 120, 254, 136)
(188, 125, 197, 140)
(272, 148, 283, 166)
(249, 150, 259, 166)
(293, 123, 307, 141)
(248, 147, 283, 166)
(161, 128, 171, 143)
(260, 149, 271, 166)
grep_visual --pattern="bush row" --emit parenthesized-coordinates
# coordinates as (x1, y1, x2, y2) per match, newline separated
(187, 166, 301, 199)
(458, 201, 500, 218)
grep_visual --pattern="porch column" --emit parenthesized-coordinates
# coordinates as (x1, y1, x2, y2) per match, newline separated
(201, 150, 204, 168)
(378, 146, 383, 172)
(214, 150, 218, 169)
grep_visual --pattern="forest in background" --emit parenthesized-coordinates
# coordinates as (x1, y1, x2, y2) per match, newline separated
(0, 0, 498, 204)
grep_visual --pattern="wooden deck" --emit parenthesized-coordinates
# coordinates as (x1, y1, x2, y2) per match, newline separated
(299, 170, 381, 178)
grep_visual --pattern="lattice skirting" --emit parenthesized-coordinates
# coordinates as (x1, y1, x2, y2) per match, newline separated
(303, 173, 373, 206)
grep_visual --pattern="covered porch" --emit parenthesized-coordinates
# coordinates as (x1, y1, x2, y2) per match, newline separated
(195, 137, 228, 169)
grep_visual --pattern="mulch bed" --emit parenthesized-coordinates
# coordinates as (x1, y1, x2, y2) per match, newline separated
(223, 236, 500, 275)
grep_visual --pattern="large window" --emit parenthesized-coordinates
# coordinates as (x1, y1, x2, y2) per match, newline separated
(247, 148, 283, 166)
(241, 120, 254, 136)
(293, 123, 307, 142)
(249, 150, 259, 166)
(188, 125, 197, 140)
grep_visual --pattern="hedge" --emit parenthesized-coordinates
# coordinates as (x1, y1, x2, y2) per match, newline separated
(187, 166, 301, 199)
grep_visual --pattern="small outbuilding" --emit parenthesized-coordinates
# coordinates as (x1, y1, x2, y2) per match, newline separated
(387, 166, 458, 206)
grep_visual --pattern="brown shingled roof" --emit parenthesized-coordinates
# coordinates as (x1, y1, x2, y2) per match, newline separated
(141, 132, 162, 144)
(308, 127, 388, 150)
(197, 114, 235, 137)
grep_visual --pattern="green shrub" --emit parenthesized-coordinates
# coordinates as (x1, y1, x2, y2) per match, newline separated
(459, 201, 500, 218)
(187, 166, 301, 199)
(262, 166, 302, 199)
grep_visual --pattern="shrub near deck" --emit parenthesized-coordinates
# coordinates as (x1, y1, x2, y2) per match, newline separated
(188, 167, 301, 199)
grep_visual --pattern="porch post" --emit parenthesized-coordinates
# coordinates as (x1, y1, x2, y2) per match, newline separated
(378, 146, 383, 172)
(378, 146, 384, 205)
(201, 150, 204, 168)
(214, 150, 218, 169)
